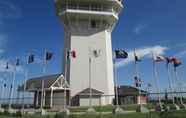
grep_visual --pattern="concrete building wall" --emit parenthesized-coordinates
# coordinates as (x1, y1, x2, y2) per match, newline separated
(64, 25, 114, 105)
(58, 0, 123, 106)
(80, 98, 100, 107)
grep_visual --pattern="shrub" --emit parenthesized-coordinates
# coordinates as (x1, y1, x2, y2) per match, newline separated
(15, 111, 22, 117)
(3, 110, 10, 116)
(55, 112, 68, 118)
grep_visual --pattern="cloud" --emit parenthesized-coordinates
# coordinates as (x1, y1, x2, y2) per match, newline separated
(175, 50, 186, 59)
(0, 0, 21, 27)
(133, 24, 147, 35)
(115, 45, 168, 68)
(0, 33, 8, 53)
(0, 0, 20, 54)
(0, 1, 21, 19)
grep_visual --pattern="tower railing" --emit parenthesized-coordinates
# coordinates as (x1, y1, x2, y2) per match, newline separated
(60, 4, 119, 16)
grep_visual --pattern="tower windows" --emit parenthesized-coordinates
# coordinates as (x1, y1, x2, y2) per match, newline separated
(91, 20, 96, 28)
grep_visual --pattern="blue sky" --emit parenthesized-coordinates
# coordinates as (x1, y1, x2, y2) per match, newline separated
(0, 0, 186, 96)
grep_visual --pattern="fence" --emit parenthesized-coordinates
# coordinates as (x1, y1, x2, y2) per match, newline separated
(1, 91, 186, 112)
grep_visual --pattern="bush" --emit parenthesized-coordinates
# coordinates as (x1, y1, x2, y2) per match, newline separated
(14, 111, 22, 117)
(46, 115, 52, 118)
(55, 112, 68, 118)
(3, 110, 10, 116)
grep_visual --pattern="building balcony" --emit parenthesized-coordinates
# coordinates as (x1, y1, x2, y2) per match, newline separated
(57, 5, 119, 20)
(55, 0, 123, 9)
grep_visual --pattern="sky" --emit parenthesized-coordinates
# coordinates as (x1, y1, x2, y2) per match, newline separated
(0, 0, 186, 97)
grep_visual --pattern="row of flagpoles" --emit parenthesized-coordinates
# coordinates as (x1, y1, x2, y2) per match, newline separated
(114, 49, 184, 108)
(0, 50, 53, 111)
(0, 48, 78, 113)
(0, 48, 184, 112)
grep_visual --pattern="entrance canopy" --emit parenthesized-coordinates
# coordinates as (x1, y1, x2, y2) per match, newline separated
(18, 74, 70, 92)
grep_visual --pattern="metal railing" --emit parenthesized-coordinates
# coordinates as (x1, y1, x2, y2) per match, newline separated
(60, 4, 119, 16)
(0, 91, 186, 111)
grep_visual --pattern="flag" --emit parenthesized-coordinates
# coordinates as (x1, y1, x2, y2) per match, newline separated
(71, 50, 76, 58)
(147, 83, 152, 87)
(154, 55, 166, 62)
(165, 57, 172, 64)
(134, 76, 142, 87)
(28, 54, 34, 64)
(4, 83, 6, 88)
(134, 51, 141, 62)
(67, 50, 76, 59)
(93, 50, 101, 58)
(171, 57, 182, 67)
(115, 50, 128, 59)
(46, 52, 53, 61)
(16, 58, 20, 66)
(6, 62, 9, 69)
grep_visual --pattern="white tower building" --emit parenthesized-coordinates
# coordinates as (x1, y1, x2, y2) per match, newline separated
(55, 0, 123, 106)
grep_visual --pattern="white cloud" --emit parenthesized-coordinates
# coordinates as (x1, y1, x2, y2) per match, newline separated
(0, 34, 7, 53)
(175, 50, 186, 59)
(0, 1, 21, 20)
(133, 24, 147, 35)
(0, 1, 21, 29)
(115, 45, 168, 68)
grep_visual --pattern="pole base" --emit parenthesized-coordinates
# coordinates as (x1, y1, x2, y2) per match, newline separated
(155, 104, 164, 112)
(63, 108, 70, 115)
(113, 106, 127, 115)
(40, 109, 47, 115)
(86, 107, 97, 114)
(0, 108, 4, 113)
(170, 104, 180, 110)
(8, 108, 16, 114)
(179, 104, 186, 109)
(136, 105, 149, 113)
(172, 104, 180, 110)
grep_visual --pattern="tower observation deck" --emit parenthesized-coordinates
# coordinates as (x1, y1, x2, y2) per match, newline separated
(55, 0, 123, 106)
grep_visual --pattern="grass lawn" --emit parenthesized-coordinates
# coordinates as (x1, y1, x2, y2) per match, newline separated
(69, 104, 155, 112)
(1, 110, 186, 118)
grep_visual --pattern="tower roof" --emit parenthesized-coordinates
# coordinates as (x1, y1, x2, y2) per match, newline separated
(77, 88, 104, 96)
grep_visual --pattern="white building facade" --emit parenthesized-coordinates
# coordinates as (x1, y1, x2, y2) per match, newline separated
(55, 0, 123, 106)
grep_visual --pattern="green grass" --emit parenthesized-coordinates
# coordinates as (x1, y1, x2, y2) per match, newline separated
(1, 111, 186, 118)
(69, 104, 156, 112)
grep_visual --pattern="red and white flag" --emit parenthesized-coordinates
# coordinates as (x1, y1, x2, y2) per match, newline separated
(170, 57, 182, 67)
(67, 50, 76, 59)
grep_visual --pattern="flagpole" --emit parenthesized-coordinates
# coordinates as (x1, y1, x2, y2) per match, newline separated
(166, 63, 175, 104)
(64, 49, 68, 111)
(113, 59, 119, 107)
(22, 53, 30, 114)
(89, 56, 93, 109)
(152, 54, 162, 107)
(174, 67, 184, 105)
(0, 79, 5, 110)
(135, 59, 142, 106)
(134, 50, 141, 107)
(41, 49, 47, 112)
(22, 68, 28, 114)
(9, 64, 16, 111)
